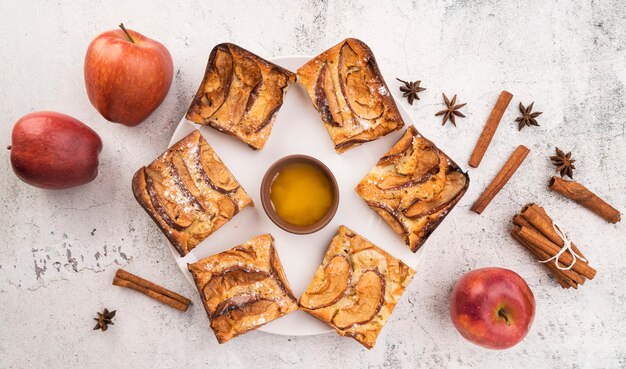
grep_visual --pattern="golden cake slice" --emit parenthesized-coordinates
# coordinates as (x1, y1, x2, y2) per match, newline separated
(297, 38, 404, 153)
(186, 43, 296, 150)
(355, 126, 469, 252)
(188, 234, 298, 343)
(132, 130, 253, 256)
(299, 226, 415, 349)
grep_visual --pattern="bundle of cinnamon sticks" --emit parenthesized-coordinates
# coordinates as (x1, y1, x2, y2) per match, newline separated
(511, 203, 596, 289)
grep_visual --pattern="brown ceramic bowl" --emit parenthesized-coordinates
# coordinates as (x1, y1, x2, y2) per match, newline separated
(260, 155, 339, 235)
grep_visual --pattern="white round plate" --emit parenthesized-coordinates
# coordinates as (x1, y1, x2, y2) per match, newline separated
(168, 56, 424, 336)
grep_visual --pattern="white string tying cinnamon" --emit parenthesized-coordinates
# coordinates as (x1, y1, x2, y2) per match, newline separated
(538, 222, 587, 270)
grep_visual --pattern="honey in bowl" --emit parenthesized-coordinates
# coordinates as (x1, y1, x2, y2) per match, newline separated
(269, 162, 334, 226)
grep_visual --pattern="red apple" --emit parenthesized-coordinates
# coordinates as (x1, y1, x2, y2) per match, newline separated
(10, 111, 103, 189)
(450, 267, 535, 350)
(84, 23, 173, 126)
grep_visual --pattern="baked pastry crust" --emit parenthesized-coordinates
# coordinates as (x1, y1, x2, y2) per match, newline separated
(297, 38, 404, 153)
(299, 226, 415, 349)
(188, 234, 298, 343)
(355, 126, 469, 252)
(186, 43, 296, 150)
(132, 130, 252, 256)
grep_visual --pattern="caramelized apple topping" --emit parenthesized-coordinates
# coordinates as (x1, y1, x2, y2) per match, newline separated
(334, 138, 372, 151)
(300, 255, 351, 310)
(241, 67, 289, 133)
(208, 56, 263, 131)
(169, 152, 206, 212)
(234, 57, 263, 87)
(221, 245, 259, 264)
(217, 196, 238, 219)
(403, 169, 468, 219)
(338, 43, 384, 120)
(192, 46, 234, 119)
(377, 129, 414, 166)
(315, 64, 344, 127)
(210, 298, 277, 342)
(212, 294, 272, 319)
(204, 268, 269, 303)
(376, 136, 440, 191)
(332, 270, 385, 329)
(399, 138, 439, 176)
(196, 140, 240, 193)
(144, 168, 193, 230)
(367, 202, 408, 241)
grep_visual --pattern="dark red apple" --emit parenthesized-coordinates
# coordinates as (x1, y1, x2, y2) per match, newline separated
(10, 111, 103, 189)
(450, 267, 535, 350)
(84, 23, 173, 126)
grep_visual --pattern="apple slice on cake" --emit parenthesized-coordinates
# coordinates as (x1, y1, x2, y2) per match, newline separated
(188, 234, 298, 344)
(297, 38, 405, 153)
(132, 130, 253, 256)
(299, 226, 414, 349)
(186, 43, 295, 150)
(355, 126, 469, 252)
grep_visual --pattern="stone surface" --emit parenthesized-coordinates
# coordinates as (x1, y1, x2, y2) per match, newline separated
(1, 0, 625, 368)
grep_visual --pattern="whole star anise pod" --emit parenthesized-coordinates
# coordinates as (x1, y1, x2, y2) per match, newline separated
(550, 147, 576, 179)
(515, 102, 542, 131)
(435, 93, 466, 126)
(396, 78, 426, 105)
(93, 308, 116, 331)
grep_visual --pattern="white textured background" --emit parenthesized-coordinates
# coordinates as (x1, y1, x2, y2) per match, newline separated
(1, 1, 625, 368)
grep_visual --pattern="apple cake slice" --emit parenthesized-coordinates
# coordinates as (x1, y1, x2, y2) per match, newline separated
(188, 234, 298, 343)
(299, 226, 415, 349)
(355, 126, 469, 252)
(297, 38, 404, 153)
(186, 43, 296, 150)
(132, 130, 253, 256)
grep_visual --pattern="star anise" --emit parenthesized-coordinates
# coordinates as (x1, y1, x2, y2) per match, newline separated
(515, 102, 542, 131)
(93, 308, 116, 331)
(396, 78, 426, 105)
(550, 147, 576, 179)
(435, 93, 466, 126)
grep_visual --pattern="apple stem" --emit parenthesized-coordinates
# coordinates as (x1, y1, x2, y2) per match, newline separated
(118, 23, 135, 44)
(6, 145, 11, 150)
(498, 308, 511, 326)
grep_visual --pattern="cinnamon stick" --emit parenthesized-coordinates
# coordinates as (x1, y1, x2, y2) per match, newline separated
(511, 203, 596, 288)
(512, 213, 533, 229)
(511, 231, 577, 289)
(514, 225, 596, 280)
(520, 204, 586, 260)
(549, 176, 621, 224)
(511, 225, 587, 285)
(512, 214, 584, 286)
(112, 269, 191, 312)
(471, 145, 529, 214)
(468, 90, 513, 168)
